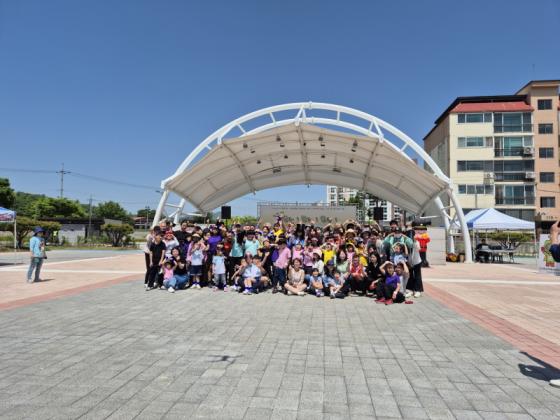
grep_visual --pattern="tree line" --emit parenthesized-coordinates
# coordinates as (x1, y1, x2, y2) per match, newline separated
(0, 178, 147, 247)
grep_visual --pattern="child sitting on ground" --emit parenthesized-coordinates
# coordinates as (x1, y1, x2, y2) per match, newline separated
(285, 258, 306, 296)
(307, 267, 324, 297)
(161, 260, 175, 290)
(376, 261, 405, 305)
(327, 271, 348, 299)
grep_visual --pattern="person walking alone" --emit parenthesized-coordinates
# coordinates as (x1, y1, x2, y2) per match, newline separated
(27, 227, 45, 283)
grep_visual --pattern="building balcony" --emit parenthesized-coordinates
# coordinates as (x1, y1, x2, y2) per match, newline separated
(493, 124, 532, 133)
(494, 172, 533, 181)
(495, 197, 535, 206)
(494, 147, 535, 158)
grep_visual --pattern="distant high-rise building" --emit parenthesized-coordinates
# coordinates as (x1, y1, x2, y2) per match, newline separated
(325, 186, 401, 223)
(424, 79, 559, 223)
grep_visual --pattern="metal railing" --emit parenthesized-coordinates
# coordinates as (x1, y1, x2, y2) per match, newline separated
(494, 147, 527, 157)
(495, 197, 535, 205)
(494, 124, 532, 133)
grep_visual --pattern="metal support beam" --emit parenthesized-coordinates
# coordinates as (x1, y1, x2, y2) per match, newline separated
(222, 142, 256, 193)
(296, 124, 310, 185)
(361, 141, 380, 190)
(152, 189, 169, 228)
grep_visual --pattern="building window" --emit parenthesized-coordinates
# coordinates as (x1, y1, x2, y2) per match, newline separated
(538, 99, 552, 110)
(494, 112, 532, 133)
(494, 136, 533, 157)
(540, 172, 555, 183)
(539, 147, 554, 158)
(458, 136, 486, 148)
(541, 197, 556, 208)
(495, 185, 535, 205)
(457, 160, 493, 172)
(458, 184, 494, 194)
(538, 123, 554, 134)
(457, 113, 492, 123)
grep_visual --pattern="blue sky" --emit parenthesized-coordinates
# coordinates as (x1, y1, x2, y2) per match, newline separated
(1, 0, 559, 215)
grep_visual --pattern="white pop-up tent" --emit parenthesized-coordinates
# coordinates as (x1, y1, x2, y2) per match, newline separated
(0, 206, 17, 263)
(464, 208, 535, 230)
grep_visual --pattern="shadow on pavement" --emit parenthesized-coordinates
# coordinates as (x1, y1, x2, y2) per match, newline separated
(519, 352, 560, 381)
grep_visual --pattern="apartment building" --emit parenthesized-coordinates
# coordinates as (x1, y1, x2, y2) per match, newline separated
(325, 186, 401, 223)
(424, 80, 560, 223)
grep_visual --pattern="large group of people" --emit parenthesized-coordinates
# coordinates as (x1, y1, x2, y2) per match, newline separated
(144, 216, 430, 305)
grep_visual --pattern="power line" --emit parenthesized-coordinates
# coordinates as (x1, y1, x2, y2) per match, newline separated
(0, 166, 161, 192)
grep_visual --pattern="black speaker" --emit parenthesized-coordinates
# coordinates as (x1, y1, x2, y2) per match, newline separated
(221, 206, 231, 219)
(373, 207, 384, 221)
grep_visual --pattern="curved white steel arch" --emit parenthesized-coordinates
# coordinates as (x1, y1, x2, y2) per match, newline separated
(155, 102, 472, 262)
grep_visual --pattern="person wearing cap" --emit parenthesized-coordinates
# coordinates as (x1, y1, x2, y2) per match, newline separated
(27, 227, 45, 283)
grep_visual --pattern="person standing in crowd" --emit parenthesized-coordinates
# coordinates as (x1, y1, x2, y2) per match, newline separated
(162, 230, 179, 259)
(146, 232, 166, 290)
(212, 246, 227, 291)
(27, 227, 45, 283)
(143, 227, 157, 286)
(272, 239, 291, 293)
(188, 234, 206, 288)
(408, 231, 424, 297)
(243, 229, 260, 257)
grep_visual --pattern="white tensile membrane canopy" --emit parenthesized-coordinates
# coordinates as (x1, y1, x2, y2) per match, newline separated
(155, 102, 472, 262)
(164, 123, 447, 215)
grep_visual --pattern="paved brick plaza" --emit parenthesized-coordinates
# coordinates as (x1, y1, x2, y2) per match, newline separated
(1, 254, 560, 419)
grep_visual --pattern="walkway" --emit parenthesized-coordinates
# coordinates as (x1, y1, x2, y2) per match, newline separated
(0, 255, 559, 419)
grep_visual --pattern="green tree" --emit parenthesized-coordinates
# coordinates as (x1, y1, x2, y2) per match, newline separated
(13, 191, 46, 217)
(0, 217, 60, 248)
(102, 223, 133, 247)
(32, 197, 86, 219)
(0, 178, 15, 209)
(94, 201, 131, 223)
(136, 208, 156, 219)
(487, 231, 533, 249)
(231, 215, 258, 226)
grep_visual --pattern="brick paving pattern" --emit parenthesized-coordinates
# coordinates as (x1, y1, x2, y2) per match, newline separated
(1, 281, 559, 419)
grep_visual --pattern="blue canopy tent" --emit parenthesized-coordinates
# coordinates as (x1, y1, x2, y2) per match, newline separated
(0, 207, 17, 263)
(460, 208, 536, 263)
(463, 208, 535, 230)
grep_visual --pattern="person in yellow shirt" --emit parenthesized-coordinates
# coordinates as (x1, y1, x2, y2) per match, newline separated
(321, 241, 335, 265)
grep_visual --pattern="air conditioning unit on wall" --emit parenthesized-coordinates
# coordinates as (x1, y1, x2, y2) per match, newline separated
(525, 171, 536, 180)
(523, 147, 534, 156)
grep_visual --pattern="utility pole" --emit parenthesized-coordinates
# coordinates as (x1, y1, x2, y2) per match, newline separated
(57, 163, 70, 198)
(145, 206, 150, 229)
(88, 195, 93, 242)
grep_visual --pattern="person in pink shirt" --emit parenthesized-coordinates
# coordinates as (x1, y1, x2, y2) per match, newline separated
(272, 239, 291, 294)
(291, 242, 303, 262)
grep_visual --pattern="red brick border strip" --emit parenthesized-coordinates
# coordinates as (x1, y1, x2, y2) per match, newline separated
(425, 283, 560, 369)
(0, 274, 140, 312)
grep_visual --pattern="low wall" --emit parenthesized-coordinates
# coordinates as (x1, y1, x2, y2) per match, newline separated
(426, 227, 446, 265)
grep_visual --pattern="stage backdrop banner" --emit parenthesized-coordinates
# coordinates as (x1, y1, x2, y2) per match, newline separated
(538, 234, 560, 276)
(257, 203, 357, 226)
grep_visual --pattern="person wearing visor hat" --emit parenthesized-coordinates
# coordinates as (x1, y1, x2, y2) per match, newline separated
(27, 227, 45, 283)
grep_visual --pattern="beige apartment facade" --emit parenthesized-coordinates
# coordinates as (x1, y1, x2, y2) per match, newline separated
(424, 80, 560, 224)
